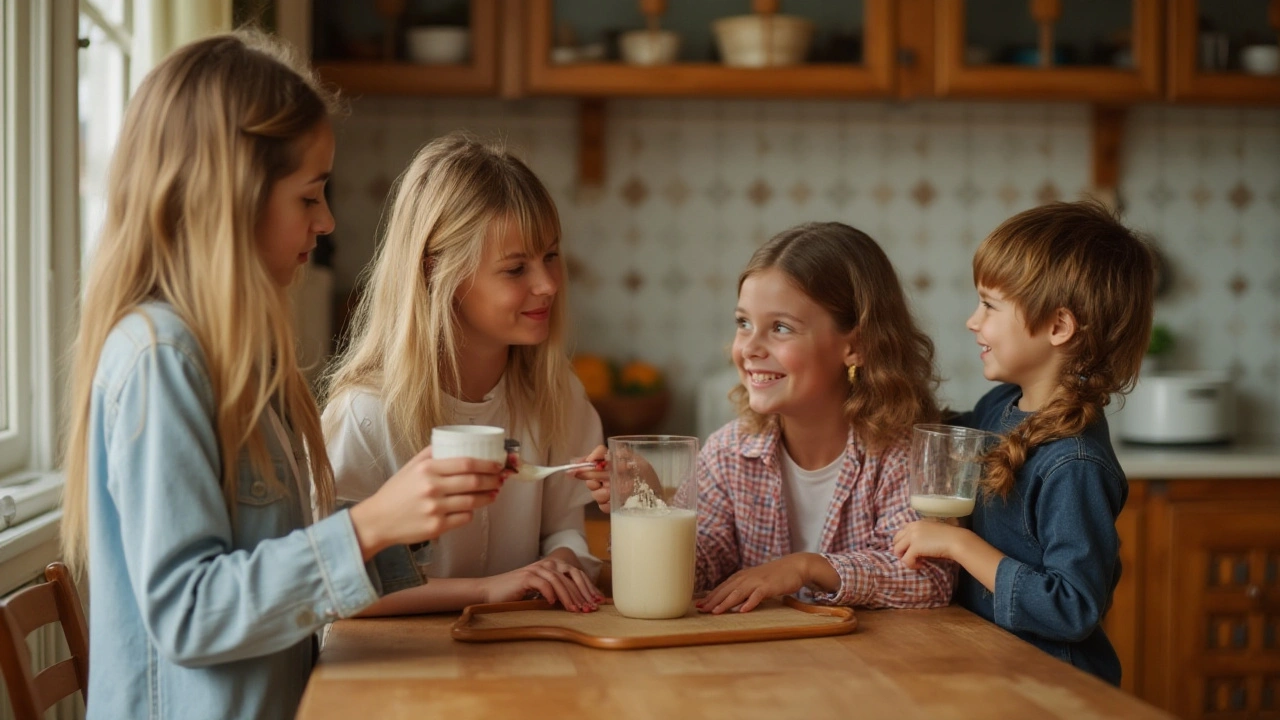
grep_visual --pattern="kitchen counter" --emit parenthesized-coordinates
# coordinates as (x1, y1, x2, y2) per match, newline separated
(297, 605, 1173, 720)
(1113, 441, 1280, 478)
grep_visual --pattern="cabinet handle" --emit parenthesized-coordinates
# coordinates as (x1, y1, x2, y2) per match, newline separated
(897, 49, 917, 67)
(1246, 585, 1262, 600)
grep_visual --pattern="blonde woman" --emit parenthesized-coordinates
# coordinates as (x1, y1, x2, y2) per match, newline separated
(62, 33, 503, 719)
(323, 134, 605, 615)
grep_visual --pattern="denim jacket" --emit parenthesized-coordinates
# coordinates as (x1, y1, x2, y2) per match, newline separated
(84, 304, 414, 719)
(955, 383, 1127, 686)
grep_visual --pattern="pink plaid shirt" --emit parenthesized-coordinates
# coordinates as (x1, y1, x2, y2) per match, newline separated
(694, 419, 956, 608)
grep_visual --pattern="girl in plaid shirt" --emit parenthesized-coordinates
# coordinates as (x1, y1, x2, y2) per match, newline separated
(581, 223, 956, 612)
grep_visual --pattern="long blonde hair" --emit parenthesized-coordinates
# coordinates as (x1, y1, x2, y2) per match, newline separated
(324, 134, 573, 460)
(62, 31, 340, 573)
(974, 201, 1155, 496)
(730, 222, 941, 451)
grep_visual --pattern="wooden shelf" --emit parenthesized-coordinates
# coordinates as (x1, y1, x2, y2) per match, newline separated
(522, 0, 896, 99)
(1166, 0, 1280, 106)
(933, 0, 1164, 102)
(316, 61, 497, 96)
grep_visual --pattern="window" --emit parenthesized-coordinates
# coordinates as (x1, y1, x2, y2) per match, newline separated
(78, 0, 132, 261)
(0, 0, 80, 595)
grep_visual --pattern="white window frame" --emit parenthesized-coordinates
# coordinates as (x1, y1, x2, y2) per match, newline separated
(0, 0, 81, 595)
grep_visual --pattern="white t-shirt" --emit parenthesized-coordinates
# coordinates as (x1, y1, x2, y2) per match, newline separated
(779, 445, 843, 554)
(324, 373, 602, 580)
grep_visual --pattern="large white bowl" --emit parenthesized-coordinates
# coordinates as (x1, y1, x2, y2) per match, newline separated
(406, 26, 469, 65)
(1240, 44, 1279, 76)
(619, 29, 680, 66)
(712, 14, 814, 68)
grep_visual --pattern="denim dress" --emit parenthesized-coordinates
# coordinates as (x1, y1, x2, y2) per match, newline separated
(955, 383, 1127, 686)
(84, 303, 417, 719)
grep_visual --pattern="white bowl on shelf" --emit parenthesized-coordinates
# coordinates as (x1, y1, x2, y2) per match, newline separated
(620, 30, 680, 66)
(406, 26, 469, 65)
(712, 14, 814, 68)
(1240, 44, 1279, 76)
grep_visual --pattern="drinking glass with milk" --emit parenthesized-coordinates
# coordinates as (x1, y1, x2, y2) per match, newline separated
(908, 424, 999, 519)
(608, 435, 698, 620)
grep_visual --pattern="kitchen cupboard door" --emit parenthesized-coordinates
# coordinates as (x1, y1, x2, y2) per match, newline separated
(1155, 499, 1280, 719)
(934, 0, 1163, 101)
(522, 0, 896, 98)
(1167, 0, 1280, 105)
(311, 0, 503, 96)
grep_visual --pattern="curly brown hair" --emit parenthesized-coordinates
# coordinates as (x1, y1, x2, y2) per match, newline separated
(730, 222, 941, 451)
(974, 201, 1155, 497)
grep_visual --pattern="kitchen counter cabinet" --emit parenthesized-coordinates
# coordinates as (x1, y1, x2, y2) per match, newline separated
(298, 605, 1173, 719)
(1104, 477, 1280, 718)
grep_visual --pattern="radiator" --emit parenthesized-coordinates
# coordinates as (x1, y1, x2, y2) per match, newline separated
(0, 582, 83, 720)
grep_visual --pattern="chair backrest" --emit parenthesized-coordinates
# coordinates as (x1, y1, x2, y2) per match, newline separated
(0, 562, 89, 719)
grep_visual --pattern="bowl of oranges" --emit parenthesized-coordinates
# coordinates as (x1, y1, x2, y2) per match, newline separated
(572, 354, 670, 436)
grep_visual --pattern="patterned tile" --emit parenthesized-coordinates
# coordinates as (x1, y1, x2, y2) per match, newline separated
(998, 183, 1021, 206)
(1269, 184, 1280, 209)
(789, 181, 813, 206)
(747, 178, 773, 207)
(1035, 180, 1061, 205)
(623, 269, 645, 293)
(955, 178, 982, 207)
(661, 266, 690, 294)
(911, 179, 937, 208)
(705, 177, 733, 206)
(872, 182, 895, 206)
(621, 176, 649, 207)
(1228, 182, 1254, 210)
(1229, 274, 1249, 296)
(1147, 181, 1174, 209)
(912, 272, 933, 292)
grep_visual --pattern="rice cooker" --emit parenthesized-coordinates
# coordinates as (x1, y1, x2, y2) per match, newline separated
(1119, 372, 1235, 445)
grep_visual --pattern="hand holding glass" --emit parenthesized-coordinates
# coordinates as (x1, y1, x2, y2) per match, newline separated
(908, 424, 999, 519)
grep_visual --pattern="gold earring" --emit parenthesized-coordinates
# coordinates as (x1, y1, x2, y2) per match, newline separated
(847, 364, 858, 384)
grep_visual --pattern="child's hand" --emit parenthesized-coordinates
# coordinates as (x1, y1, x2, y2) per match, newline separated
(696, 556, 809, 614)
(482, 556, 605, 613)
(892, 520, 970, 570)
(349, 445, 507, 560)
(567, 445, 610, 512)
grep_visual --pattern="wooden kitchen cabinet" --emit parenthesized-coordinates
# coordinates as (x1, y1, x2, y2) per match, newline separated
(932, 0, 1164, 101)
(521, 0, 896, 98)
(1166, 0, 1280, 105)
(310, 0, 502, 96)
(1105, 478, 1280, 718)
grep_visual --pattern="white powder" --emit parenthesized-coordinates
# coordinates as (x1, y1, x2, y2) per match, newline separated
(621, 482, 667, 511)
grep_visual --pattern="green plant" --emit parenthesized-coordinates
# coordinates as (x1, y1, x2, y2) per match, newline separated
(1147, 324, 1174, 356)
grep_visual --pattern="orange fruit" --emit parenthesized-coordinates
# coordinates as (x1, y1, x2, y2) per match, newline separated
(617, 361, 663, 396)
(572, 354, 614, 400)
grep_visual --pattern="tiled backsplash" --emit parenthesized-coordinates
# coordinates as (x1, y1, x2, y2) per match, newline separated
(329, 98, 1280, 442)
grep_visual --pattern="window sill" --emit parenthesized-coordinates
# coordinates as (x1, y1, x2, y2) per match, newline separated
(0, 509, 61, 596)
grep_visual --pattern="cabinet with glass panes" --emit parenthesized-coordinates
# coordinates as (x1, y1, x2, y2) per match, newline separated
(309, 0, 500, 96)
(521, 0, 895, 98)
(933, 0, 1163, 101)
(1168, 0, 1280, 104)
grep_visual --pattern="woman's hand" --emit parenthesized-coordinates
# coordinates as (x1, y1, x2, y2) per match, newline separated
(696, 555, 813, 614)
(891, 520, 971, 570)
(482, 553, 605, 613)
(567, 445, 610, 512)
(349, 445, 507, 560)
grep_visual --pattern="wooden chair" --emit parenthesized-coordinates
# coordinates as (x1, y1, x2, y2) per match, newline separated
(0, 562, 88, 719)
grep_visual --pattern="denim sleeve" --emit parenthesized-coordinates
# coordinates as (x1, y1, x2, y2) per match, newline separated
(104, 342, 379, 667)
(992, 458, 1122, 642)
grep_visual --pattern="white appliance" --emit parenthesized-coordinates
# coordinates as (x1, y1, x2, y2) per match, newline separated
(1119, 372, 1236, 445)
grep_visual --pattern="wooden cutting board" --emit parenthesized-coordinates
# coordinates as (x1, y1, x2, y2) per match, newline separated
(451, 596, 856, 649)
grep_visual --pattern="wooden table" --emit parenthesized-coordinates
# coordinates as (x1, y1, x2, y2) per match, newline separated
(297, 605, 1174, 720)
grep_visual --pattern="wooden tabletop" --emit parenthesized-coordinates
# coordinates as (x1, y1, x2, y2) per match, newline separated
(298, 605, 1173, 720)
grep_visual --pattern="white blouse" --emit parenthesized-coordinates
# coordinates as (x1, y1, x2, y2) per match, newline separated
(324, 374, 602, 580)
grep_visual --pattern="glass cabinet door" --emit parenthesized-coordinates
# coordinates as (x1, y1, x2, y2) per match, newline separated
(310, 0, 500, 95)
(935, 0, 1162, 101)
(1169, 0, 1280, 104)
(525, 0, 895, 97)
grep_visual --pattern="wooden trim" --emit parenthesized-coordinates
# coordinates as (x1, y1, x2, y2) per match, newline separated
(315, 0, 499, 97)
(524, 0, 896, 98)
(895, 0, 936, 100)
(1140, 481, 1173, 710)
(1162, 478, 1280, 502)
(497, 0, 526, 98)
(1105, 480, 1146, 696)
(578, 99, 605, 186)
(1167, 0, 1280, 105)
(935, 0, 1162, 102)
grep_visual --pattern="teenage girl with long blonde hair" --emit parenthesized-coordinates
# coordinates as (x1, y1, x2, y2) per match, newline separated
(323, 133, 605, 615)
(894, 201, 1155, 686)
(61, 33, 502, 719)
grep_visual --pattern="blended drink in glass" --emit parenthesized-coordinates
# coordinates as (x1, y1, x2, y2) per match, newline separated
(608, 435, 698, 620)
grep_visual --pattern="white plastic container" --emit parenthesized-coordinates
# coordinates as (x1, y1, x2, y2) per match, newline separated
(712, 14, 814, 68)
(1120, 372, 1236, 445)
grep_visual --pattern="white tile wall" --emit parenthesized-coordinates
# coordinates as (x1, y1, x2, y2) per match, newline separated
(329, 98, 1280, 442)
